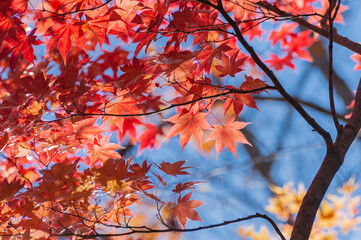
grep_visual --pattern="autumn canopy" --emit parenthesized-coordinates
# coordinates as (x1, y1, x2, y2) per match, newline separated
(0, 0, 361, 239)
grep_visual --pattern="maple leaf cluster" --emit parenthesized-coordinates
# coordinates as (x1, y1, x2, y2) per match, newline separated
(0, 0, 354, 238)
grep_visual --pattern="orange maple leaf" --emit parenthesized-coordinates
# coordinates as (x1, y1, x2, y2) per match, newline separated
(351, 54, 361, 71)
(104, 92, 140, 131)
(170, 192, 204, 227)
(241, 75, 267, 92)
(166, 112, 211, 150)
(208, 118, 251, 158)
(73, 118, 103, 142)
(88, 137, 122, 164)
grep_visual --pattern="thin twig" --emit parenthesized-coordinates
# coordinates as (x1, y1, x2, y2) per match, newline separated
(328, 0, 342, 133)
(51, 213, 286, 240)
(35, 86, 275, 126)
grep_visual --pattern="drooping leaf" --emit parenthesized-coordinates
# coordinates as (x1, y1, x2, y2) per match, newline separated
(170, 192, 204, 227)
(137, 124, 163, 152)
(8, 26, 42, 69)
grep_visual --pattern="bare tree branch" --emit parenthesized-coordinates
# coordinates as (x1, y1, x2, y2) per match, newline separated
(48, 213, 286, 240)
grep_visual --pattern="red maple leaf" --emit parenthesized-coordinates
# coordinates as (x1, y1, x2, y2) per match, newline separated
(73, 118, 104, 142)
(224, 97, 244, 117)
(11, 0, 28, 13)
(173, 181, 203, 194)
(157, 160, 191, 176)
(266, 53, 295, 70)
(0, 178, 24, 201)
(137, 124, 163, 153)
(197, 42, 232, 73)
(286, 30, 314, 62)
(241, 75, 268, 92)
(268, 23, 297, 46)
(83, 13, 109, 50)
(7, 26, 42, 69)
(45, 19, 87, 64)
(215, 51, 246, 77)
(170, 192, 204, 227)
(129, 160, 152, 178)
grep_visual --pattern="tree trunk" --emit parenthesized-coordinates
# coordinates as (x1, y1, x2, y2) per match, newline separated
(290, 149, 341, 239)
(291, 78, 361, 239)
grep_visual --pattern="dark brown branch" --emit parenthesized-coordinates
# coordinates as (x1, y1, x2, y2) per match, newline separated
(50, 213, 285, 240)
(35, 86, 275, 126)
(338, 78, 361, 157)
(197, 0, 333, 147)
(254, 96, 347, 121)
(327, 0, 342, 133)
(309, 41, 354, 106)
(290, 78, 361, 239)
(35, 0, 112, 22)
(256, 1, 361, 55)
